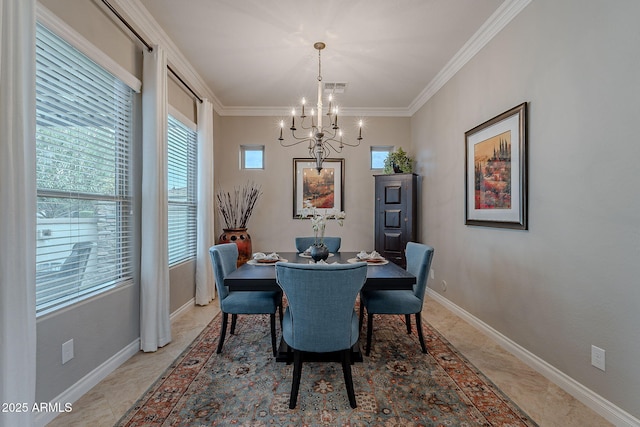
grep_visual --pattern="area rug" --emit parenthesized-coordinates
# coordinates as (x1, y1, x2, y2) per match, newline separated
(117, 311, 538, 426)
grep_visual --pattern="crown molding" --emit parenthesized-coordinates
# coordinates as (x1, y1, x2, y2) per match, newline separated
(108, 0, 223, 112)
(219, 106, 412, 117)
(342, 107, 411, 118)
(107, 0, 530, 118)
(408, 0, 532, 115)
(221, 0, 531, 117)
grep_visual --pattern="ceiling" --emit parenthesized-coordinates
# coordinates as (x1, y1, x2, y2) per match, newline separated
(138, 0, 506, 115)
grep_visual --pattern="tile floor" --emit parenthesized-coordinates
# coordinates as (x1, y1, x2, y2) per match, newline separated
(46, 297, 612, 427)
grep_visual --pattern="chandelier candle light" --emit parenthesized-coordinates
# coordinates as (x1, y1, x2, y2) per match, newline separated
(279, 42, 363, 173)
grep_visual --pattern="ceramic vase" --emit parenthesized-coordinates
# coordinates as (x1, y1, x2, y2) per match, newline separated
(310, 243, 330, 262)
(218, 228, 252, 266)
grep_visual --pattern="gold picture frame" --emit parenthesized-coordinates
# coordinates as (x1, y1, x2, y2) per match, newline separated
(465, 103, 528, 229)
(293, 158, 345, 218)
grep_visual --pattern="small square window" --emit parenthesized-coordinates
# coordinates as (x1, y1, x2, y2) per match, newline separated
(371, 146, 394, 169)
(240, 145, 264, 169)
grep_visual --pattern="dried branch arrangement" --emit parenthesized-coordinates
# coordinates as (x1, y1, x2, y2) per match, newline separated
(216, 181, 262, 229)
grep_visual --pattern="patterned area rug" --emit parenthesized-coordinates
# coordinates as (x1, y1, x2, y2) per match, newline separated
(117, 311, 538, 426)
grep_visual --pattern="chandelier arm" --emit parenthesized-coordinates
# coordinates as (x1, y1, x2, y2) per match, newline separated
(277, 41, 363, 173)
(325, 136, 361, 148)
(291, 128, 315, 140)
(321, 140, 343, 154)
(337, 140, 360, 147)
(317, 127, 337, 139)
(279, 135, 313, 147)
(297, 118, 318, 131)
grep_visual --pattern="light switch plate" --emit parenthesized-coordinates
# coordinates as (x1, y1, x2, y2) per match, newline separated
(62, 339, 74, 364)
(591, 345, 605, 371)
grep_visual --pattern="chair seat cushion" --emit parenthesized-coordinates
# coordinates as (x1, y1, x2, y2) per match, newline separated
(282, 307, 360, 353)
(361, 290, 422, 314)
(221, 290, 280, 314)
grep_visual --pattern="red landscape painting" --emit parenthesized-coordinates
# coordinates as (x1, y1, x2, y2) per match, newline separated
(302, 168, 335, 209)
(474, 131, 512, 209)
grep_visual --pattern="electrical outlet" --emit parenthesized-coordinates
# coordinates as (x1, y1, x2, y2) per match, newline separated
(430, 269, 435, 279)
(62, 339, 74, 364)
(591, 345, 605, 371)
(441, 280, 447, 292)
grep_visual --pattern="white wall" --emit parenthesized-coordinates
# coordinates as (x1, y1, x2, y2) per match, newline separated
(411, 0, 640, 418)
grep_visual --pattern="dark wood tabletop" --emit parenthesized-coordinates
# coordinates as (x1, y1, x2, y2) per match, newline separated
(224, 251, 416, 291)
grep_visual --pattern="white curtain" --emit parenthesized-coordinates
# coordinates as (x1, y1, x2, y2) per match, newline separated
(0, 0, 37, 425)
(195, 99, 216, 305)
(140, 45, 171, 352)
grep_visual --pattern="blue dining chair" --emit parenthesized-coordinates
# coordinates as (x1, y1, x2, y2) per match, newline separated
(275, 262, 367, 409)
(359, 242, 434, 356)
(294, 236, 341, 253)
(209, 243, 282, 356)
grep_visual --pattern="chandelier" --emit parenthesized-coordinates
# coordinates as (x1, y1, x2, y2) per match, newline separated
(278, 42, 363, 173)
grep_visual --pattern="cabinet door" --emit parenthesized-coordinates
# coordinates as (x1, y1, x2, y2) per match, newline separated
(375, 175, 412, 267)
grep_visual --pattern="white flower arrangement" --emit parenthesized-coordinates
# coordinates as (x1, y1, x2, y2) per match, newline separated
(302, 202, 346, 246)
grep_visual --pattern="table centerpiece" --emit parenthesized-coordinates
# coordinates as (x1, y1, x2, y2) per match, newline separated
(302, 204, 346, 261)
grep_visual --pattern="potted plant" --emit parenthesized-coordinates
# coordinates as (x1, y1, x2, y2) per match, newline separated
(383, 147, 414, 174)
(216, 181, 262, 266)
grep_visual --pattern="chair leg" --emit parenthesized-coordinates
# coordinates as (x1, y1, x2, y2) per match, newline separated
(366, 313, 374, 356)
(216, 312, 228, 354)
(415, 312, 427, 353)
(341, 349, 357, 408)
(270, 313, 277, 357)
(405, 314, 412, 334)
(285, 341, 292, 365)
(279, 303, 284, 329)
(358, 301, 365, 331)
(289, 350, 303, 409)
(230, 314, 238, 334)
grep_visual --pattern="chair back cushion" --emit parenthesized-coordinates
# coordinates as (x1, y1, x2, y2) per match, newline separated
(276, 262, 366, 352)
(406, 242, 434, 302)
(209, 243, 238, 300)
(294, 236, 341, 253)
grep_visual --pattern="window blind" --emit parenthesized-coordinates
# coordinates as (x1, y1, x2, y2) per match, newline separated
(35, 23, 134, 315)
(167, 115, 198, 266)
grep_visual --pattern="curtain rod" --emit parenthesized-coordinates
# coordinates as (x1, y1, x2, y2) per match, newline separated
(167, 65, 203, 104)
(101, 0, 203, 103)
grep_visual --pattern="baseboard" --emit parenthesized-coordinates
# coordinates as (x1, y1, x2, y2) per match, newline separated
(171, 298, 195, 322)
(35, 338, 140, 427)
(37, 299, 197, 427)
(426, 289, 640, 427)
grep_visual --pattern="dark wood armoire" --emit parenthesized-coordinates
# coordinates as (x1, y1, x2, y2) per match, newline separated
(374, 173, 417, 268)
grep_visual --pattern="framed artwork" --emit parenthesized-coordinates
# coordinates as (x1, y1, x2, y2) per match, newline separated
(465, 102, 528, 229)
(293, 158, 345, 218)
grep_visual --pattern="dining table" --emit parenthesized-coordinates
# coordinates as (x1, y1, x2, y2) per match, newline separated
(224, 251, 416, 362)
